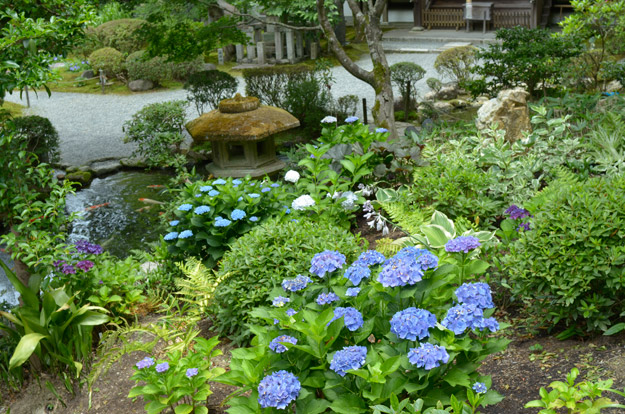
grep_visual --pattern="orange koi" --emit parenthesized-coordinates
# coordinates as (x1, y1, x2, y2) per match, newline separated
(84, 203, 110, 211)
(138, 198, 165, 205)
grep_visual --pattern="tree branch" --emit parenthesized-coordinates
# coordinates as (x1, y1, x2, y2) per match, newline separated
(345, 0, 367, 27)
(373, 0, 387, 19)
(214, 4, 322, 31)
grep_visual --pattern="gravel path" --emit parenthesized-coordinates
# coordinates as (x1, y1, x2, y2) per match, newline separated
(4, 50, 442, 167)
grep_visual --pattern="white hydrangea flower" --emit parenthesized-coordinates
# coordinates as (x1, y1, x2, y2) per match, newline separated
(284, 170, 300, 183)
(292, 195, 315, 211)
(320, 116, 337, 124)
(341, 191, 359, 210)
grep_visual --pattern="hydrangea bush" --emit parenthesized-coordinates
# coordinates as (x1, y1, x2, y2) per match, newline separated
(164, 176, 288, 266)
(218, 239, 509, 413)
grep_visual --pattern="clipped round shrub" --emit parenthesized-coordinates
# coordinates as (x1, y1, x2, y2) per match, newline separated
(426, 77, 443, 92)
(92, 18, 146, 54)
(169, 56, 205, 81)
(11, 115, 60, 164)
(213, 217, 366, 344)
(391, 62, 426, 112)
(184, 69, 238, 115)
(89, 47, 125, 78)
(126, 50, 171, 83)
(434, 45, 478, 84)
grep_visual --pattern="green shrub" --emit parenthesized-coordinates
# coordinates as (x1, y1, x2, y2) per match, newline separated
(243, 64, 313, 108)
(88, 47, 125, 78)
(434, 45, 478, 84)
(169, 56, 204, 81)
(505, 174, 625, 334)
(184, 69, 238, 115)
(125, 50, 171, 83)
(92, 18, 146, 54)
(284, 76, 331, 135)
(213, 217, 365, 344)
(10, 115, 60, 164)
(334, 94, 359, 120)
(426, 77, 443, 92)
(390, 62, 426, 113)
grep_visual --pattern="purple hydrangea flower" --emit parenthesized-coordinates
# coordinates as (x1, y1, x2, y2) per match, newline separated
(329, 307, 363, 331)
(178, 204, 193, 212)
(309, 250, 346, 277)
(286, 308, 298, 317)
(272, 296, 290, 307)
(518, 222, 531, 231)
(345, 116, 359, 123)
(74, 240, 103, 255)
(455, 283, 494, 309)
(346, 287, 360, 297)
(330, 345, 367, 377)
(407, 343, 449, 370)
(473, 382, 487, 393)
(343, 263, 371, 286)
(390, 307, 437, 341)
(316, 292, 340, 305)
(357, 250, 386, 267)
(442, 304, 484, 335)
(135, 357, 154, 369)
(445, 236, 481, 253)
(258, 371, 301, 409)
(231, 209, 246, 220)
(186, 368, 199, 378)
(62, 264, 76, 274)
(194, 205, 210, 215)
(164, 231, 179, 241)
(155, 362, 169, 373)
(504, 205, 531, 220)
(269, 335, 298, 353)
(282, 275, 312, 292)
(377, 249, 425, 287)
(178, 230, 193, 239)
(76, 260, 94, 272)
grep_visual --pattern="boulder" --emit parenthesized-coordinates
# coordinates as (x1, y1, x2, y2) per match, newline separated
(204, 63, 217, 71)
(90, 159, 121, 176)
(433, 101, 453, 113)
(449, 99, 468, 109)
(81, 70, 95, 79)
(66, 171, 93, 187)
(436, 85, 459, 100)
(424, 91, 437, 101)
(476, 88, 531, 142)
(128, 79, 154, 92)
(605, 80, 623, 93)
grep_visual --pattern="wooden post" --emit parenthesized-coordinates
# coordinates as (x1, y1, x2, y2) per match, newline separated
(275, 30, 283, 62)
(413, 0, 423, 29)
(362, 98, 367, 125)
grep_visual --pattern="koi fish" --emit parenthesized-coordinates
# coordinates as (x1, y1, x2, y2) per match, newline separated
(146, 185, 165, 189)
(84, 203, 110, 211)
(138, 198, 165, 205)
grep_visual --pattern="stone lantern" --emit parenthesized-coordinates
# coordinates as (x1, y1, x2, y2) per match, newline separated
(186, 94, 299, 178)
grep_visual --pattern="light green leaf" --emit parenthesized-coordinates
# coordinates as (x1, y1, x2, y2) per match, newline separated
(9, 333, 47, 369)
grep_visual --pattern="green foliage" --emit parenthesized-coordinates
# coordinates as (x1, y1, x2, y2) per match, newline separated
(471, 27, 581, 96)
(92, 2, 132, 25)
(88, 46, 125, 78)
(334, 94, 360, 120)
(168, 56, 204, 81)
(175, 258, 230, 315)
(391, 62, 426, 112)
(505, 174, 625, 334)
(91, 18, 146, 54)
(434, 45, 478, 85)
(184, 69, 238, 115)
(122, 100, 188, 169)
(213, 217, 364, 344)
(426, 78, 443, 93)
(125, 50, 171, 83)
(10, 115, 60, 164)
(525, 368, 625, 413)
(243, 64, 314, 107)
(128, 336, 225, 414)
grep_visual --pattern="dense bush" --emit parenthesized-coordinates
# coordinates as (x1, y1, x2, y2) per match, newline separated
(213, 217, 365, 344)
(284, 76, 331, 134)
(88, 47, 125, 78)
(184, 69, 238, 115)
(434, 45, 478, 84)
(92, 18, 146, 54)
(426, 77, 443, 92)
(10, 115, 60, 164)
(505, 174, 625, 334)
(333, 94, 359, 120)
(243, 65, 313, 107)
(125, 50, 170, 83)
(390, 62, 425, 113)
(168, 56, 204, 81)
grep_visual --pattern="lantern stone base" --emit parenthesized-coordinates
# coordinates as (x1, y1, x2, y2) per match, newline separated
(206, 158, 286, 178)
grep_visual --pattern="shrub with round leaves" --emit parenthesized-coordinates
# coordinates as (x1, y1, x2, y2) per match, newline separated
(88, 47, 125, 78)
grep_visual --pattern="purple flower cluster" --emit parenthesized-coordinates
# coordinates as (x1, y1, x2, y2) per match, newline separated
(357, 250, 386, 267)
(258, 371, 301, 409)
(135, 357, 154, 369)
(62, 264, 76, 274)
(186, 368, 199, 378)
(309, 250, 346, 277)
(346, 287, 360, 297)
(155, 362, 169, 373)
(390, 307, 437, 341)
(505, 205, 531, 220)
(330, 307, 364, 331)
(269, 335, 298, 353)
(316, 292, 340, 305)
(330, 345, 367, 376)
(455, 283, 494, 309)
(282, 275, 312, 292)
(441, 304, 484, 335)
(518, 222, 531, 231)
(286, 308, 298, 317)
(407, 343, 449, 370)
(272, 296, 290, 307)
(343, 263, 371, 286)
(445, 236, 481, 253)
(76, 260, 94, 272)
(378, 252, 423, 287)
(473, 382, 488, 393)
(74, 239, 103, 255)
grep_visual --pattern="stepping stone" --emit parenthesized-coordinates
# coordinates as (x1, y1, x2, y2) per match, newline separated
(440, 42, 472, 51)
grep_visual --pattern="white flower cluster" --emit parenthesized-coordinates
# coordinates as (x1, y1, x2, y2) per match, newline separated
(284, 170, 300, 183)
(292, 195, 315, 211)
(341, 191, 358, 210)
(363, 201, 390, 235)
(320, 116, 337, 124)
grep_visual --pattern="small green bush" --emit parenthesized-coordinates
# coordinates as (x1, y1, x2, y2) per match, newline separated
(434, 45, 478, 84)
(125, 50, 171, 83)
(92, 18, 146, 54)
(10, 115, 60, 164)
(243, 65, 313, 108)
(505, 174, 625, 334)
(390, 62, 426, 113)
(88, 47, 125, 78)
(426, 77, 443, 92)
(213, 217, 365, 344)
(334, 94, 359, 120)
(184, 69, 238, 115)
(169, 57, 204, 81)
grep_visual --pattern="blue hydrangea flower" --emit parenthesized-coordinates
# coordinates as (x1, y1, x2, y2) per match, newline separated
(273, 318, 279, 325)
(249, 193, 260, 198)
(407, 343, 450, 370)
(343, 263, 371, 286)
(136, 357, 155, 369)
(178, 204, 193, 211)
(195, 194, 201, 198)
(231, 209, 246, 220)
(330, 307, 363, 331)
(416, 250, 439, 271)
(282, 275, 312, 292)
(156, 362, 169, 373)
(178, 230, 193, 239)
(269, 335, 297, 353)
(250, 216, 259, 222)
(346, 287, 360, 297)
(330, 346, 367, 377)
(518, 222, 531, 231)
(475, 317, 499, 332)
(194, 205, 211, 215)
(378, 253, 424, 287)
(200, 185, 213, 192)
(186, 368, 199, 378)
(164, 232, 179, 241)
(345, 116, 359, 123)
(390, 307, 437, 341)
(473, 382, 488, 394)
(213, 179, 227, 185)
(208, 190, 220, 197)
(272, 296, 290, 307)
(169, 220, 179, 226)
(445, 236, 481, 253)
(215, 217, 231, 227)
(505, 205, 531, 220)
(261, 187, 271, 193)
(232, 179, 242, 185)
(310, 250, 346, 277)
(442, 304, 484, 335)
(286, 308, 298, 317)
(271, 183, 280, 188)
(375, 127, 388, 133)
(258, 371, 301, 409)
(455, 282, 494, 309)
(316, 292, 340, 305)
(357, 250, 386, 266)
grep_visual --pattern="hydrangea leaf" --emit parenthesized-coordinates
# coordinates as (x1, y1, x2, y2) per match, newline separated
(420, 224, 451, 248)
(443, 367, 471, 387)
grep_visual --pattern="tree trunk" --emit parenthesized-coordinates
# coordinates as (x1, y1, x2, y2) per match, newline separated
(9, 226, 31, 288)
(334, 0, 347, 45)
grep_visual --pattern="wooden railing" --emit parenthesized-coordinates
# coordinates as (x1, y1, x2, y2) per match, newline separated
(423, 8, 464, 29)
(493, 10, 531, 28)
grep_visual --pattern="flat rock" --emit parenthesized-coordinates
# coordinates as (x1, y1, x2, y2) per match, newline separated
(119, 157, 146, 168)
(433, 101, 454, 113)
(81, 70, 95, 79)
(90, 159, 121, 176)
(128, 79, 154, 92)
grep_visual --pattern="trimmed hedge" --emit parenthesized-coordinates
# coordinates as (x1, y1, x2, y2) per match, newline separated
(89, 47, 125, 78)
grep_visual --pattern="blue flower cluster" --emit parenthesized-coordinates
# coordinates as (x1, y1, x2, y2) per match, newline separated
(407, 343, 450, 370)
(249, 193, 260, 198)
(357, 250, 386, 267)
(208, 190, 220, 197)
(445, 236, 481, 253)
(213, 179, 227, 185)
(346, 287, 360, 297)
(343, 263, 371, 285)
(269, 335, 298, 353)
(194, 205, 210, 215)
(250, 216, 259, 222)
(164, 232, 178, 241)
(330, 346, 367, 376)
(316, 292, 340, 305)
(169, 220, 179, 226)
(378, 247, 431, 287)
(505, 205, 531, 220)
(136, 357, 154, 369)
(258, 371, 301, 409)
(345, 116, 359, 124)
(232, 179, 242, 185)
(390, 307, 437, 341)
(330, 307, 363, 331)
(455, 283, 494, 309)
(375, 127, 388, 133)
(215, 217, 231, 227)
(282, 275, 312, 292)
(178, 230, 193, 239)
(286, 308, 298, 317)
(473, 382, 488, 393)
(441, 304, 484, 334)
(200, 185, 213, 192)
(272, 296, 290, 307)
(309, 250, 346, 277)
(156, 362, 169, 373)
(231, 209, 246, 220)
(178, 203, 193, 211)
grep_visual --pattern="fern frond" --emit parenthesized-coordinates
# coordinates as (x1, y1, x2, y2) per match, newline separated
(379, 202, 432, 235)
(174, 258, 230, 314)
(526, 166, 579, 212)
